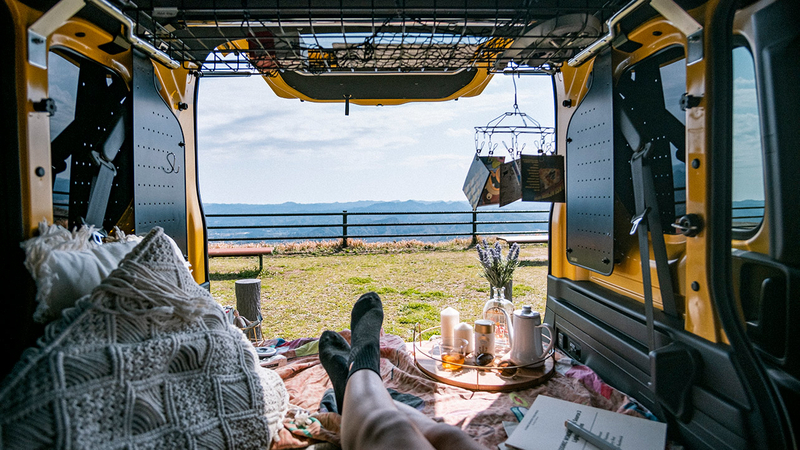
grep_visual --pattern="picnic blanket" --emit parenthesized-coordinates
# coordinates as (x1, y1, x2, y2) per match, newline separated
(266, 331, 653, 449)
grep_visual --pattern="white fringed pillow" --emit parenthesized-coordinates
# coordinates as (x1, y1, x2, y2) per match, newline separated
(21, 221, 142, 323)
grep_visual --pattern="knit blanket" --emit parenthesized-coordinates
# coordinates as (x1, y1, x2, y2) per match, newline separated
(0, 227, 288, 449)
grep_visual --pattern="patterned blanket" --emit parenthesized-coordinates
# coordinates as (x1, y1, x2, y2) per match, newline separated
(269, 331, 651, 449)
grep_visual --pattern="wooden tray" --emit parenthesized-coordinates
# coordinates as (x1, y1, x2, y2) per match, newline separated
(412, 333, 555, 392)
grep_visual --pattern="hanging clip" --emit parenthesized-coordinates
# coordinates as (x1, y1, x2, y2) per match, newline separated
(344, 94, 352, 116)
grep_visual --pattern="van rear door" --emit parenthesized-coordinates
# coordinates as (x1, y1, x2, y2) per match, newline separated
(545, 0, 798, 448)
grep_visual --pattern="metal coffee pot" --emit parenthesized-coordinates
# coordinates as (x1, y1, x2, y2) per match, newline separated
(509, 305, 554, 367)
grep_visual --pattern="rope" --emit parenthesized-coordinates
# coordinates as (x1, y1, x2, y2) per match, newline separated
(92, 259, 214, 323)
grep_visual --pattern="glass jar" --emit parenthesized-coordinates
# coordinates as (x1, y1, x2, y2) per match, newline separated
(482, 287, 514, 353)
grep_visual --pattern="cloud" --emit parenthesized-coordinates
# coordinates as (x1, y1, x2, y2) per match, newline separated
(733, 78, 759, 112)
(196, 72, 554, 203)
(396, 153, 469, 167)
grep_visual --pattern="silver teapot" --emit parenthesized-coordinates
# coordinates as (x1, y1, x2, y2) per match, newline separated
(508, 305, 554, 367)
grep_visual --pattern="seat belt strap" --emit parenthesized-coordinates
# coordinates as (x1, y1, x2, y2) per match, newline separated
(85, 110, 125, 228)
(85, 154, 117, 228)
(631, 148, 679, 318)
(621, 107, 679, 319)
(630, 144, 659, 355)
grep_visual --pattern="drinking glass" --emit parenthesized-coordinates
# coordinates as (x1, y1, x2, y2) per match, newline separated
(440, 338, 468, 371)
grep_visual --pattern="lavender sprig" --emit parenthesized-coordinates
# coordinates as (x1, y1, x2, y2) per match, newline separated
(476, 240, 520, 288)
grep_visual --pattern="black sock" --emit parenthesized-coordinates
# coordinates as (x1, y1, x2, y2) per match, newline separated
(348, 292, 383, 380)
(318, 330, 350, 414)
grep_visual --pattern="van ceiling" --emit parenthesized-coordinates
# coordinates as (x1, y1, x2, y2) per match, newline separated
(28, 0, 705, 101)
(47, 0, 644, 75)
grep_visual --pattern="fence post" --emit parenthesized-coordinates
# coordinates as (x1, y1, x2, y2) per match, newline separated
(342, 210, 348, 248)
(471, 210, 478, 245)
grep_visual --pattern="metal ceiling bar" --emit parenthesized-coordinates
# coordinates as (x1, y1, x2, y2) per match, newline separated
(649, 0, 703, 62)
(139, 6, 613, 16)
(649, 0, 702, 36)
(28, 0, 87, 68)
(86, 0, 182, 69)
(568, 0, 648, 67)
(569, 0, 704, 67)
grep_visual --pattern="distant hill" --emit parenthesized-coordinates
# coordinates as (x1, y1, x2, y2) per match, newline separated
(203, 200, 551, 243)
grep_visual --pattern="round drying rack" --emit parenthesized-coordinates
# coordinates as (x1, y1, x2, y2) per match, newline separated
(412, 324, 555, 392)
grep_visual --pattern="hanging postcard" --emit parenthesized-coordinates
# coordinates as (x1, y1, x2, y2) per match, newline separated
(463, 154, 505, 209)
(479, 156, 505, 207)
(463, 154, 490, 209)
(499, 159, 522, 207)
(521, 154, 566, 203)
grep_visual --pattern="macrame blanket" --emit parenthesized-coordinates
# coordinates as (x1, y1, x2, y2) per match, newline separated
(0, 227, 288, 449)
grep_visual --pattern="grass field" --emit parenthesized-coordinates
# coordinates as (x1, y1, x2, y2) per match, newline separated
(208, 240, 549, 342)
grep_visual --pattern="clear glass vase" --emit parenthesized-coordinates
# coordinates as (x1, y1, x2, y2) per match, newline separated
(483, 286, 514, 353)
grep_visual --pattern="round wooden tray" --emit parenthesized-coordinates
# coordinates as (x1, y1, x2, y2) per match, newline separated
(413, 326, 555, 392)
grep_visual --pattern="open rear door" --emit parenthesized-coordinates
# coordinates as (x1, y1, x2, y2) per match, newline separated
(546, 0, 798, 448)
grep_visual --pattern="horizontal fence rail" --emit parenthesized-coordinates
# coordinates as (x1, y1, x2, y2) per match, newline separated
(731, 205, 765, 221)
(204, 209, 551, 245)
(204, 204, 764, 246)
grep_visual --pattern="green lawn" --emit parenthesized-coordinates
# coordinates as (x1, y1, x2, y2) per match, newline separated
(208, 243, 549, 342)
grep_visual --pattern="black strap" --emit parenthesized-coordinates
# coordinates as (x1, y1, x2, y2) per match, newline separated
(629, 146, 679, 318)
(622, 106, 680, 367)
(628, 147, 660, 358)
(85, 109, 126, 228)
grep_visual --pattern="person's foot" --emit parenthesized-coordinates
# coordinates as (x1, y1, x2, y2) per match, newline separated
(319, 330, 350, 414)
(348, 292, 383, 380)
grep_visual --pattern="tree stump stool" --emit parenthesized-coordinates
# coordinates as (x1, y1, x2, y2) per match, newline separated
(235, 279, 263, 341)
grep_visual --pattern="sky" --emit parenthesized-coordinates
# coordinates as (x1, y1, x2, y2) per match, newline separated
(731, 46, 764, 203)
(196, 72, 555, 204)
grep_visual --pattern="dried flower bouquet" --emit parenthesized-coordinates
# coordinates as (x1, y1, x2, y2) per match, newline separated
(476, 239, 520, 289)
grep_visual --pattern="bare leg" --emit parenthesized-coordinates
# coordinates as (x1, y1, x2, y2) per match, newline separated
(341, 369, 436, 450)
(323, 293, 485, 449)
(394, 401, 488, 450)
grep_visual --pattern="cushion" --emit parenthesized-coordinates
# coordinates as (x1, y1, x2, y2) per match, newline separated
(21, 221, 142, 323)
(2, 226, 288, 449)
(21, 222, 190, 323)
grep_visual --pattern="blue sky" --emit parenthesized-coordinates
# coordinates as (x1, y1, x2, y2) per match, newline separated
(196, 72, 554, 204)
(731, 47, 764, 203)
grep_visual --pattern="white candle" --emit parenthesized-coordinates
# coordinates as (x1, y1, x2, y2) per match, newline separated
(454, 322, 474, 354)
(440, 307, 459, 342)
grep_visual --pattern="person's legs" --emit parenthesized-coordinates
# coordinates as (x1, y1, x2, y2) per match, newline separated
(319, 291, 385, 415)
(318, 292, 488, 450)
(319, 292, 434, 449)
(341, 369, 436, 450)
(318, 330, 350, 414)
(393, 401, 487, 450)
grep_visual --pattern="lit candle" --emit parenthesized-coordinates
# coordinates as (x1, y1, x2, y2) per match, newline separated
(440, 307, 459, 342)
(454, 322, 474, 354)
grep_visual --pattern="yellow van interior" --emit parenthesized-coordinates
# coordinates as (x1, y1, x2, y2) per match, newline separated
(0, 0, 797, 448)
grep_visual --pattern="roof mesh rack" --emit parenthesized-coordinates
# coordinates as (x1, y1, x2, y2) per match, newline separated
(112, 1, 624, 76)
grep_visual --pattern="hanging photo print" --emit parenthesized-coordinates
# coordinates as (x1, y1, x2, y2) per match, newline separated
(521, 154, 566, 203)
(499, 159, 522, 207)
(469, 70, 557, 207)
(463, 154, 505, 209)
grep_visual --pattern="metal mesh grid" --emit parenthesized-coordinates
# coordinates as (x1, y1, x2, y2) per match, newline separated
(113, 2, 624, 76)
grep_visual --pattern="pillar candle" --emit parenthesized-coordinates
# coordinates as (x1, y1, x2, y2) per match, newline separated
(454, 322, 474, 354)
(440, 307, 459, 342)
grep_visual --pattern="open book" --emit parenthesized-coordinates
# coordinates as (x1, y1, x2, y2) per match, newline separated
(504, 395, 666, 450)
